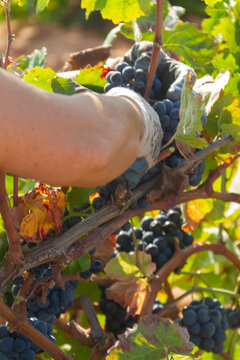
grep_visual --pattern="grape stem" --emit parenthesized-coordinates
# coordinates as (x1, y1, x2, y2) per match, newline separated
(78, 295, 106, 343)
(144, 0, 164, 99)
(55, 318, 94, 347)
(13, 175, 19, 207)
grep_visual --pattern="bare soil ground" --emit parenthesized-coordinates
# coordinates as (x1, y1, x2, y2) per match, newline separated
(0, 21, 133, 71)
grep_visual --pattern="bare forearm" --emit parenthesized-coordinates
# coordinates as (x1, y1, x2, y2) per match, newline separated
(0, 69, 142, 187)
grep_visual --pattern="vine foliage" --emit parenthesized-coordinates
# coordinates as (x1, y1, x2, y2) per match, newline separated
(0, 0, 240, 360)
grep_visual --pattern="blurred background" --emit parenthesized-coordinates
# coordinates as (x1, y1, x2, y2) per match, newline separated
(0, 0, 206, 71)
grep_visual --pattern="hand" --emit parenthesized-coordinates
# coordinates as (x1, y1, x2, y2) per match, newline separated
(123, 41, 197, 101)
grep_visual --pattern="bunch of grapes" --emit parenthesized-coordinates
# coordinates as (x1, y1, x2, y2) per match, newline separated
(226, 307, 240, 329)
(114, 207, 193, 271)
(100, 55, 206, 206)
(180, 297, 228, 354)
(26, 280, 78, 325)
(105, 62, 146, 96)
(0, 317, 55, 360)
(99, 286, 164, 337)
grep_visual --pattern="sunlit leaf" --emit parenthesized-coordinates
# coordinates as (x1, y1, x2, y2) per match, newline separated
(220, 98, 240, 141)
(81, 0, 152, 24)
(182, 199, 214, 232)
(75, 65, 109, 93)
(174, 73, 208, 149)
(104, 252, 155, 315)
(194, 71, 230, 115)
(11, 183, 66, 242)
(23, 67, 57, 92)
(14, 48, 47, 72)
(107, 316, 194, 359)
(36, 0, 50, 13)
(105, 277, 149, 315)
(104, 252, 156, 280)
(202, 0, 223, 6)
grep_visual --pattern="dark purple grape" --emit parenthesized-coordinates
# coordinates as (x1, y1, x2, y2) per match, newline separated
(160, 114, 170, 129)
(132, 80, 145, 94)
(90, 260, 104, 274)
(169, 107, 179, 120)
(141, 216, 153, 231)
(153, 101, 167, 116)
(200, 322, 216, 338)
(110, 71, 123, 85)
(163, 98, 173, 112)
(182, 310, 197, 326)
(115, 62, 128, 72)
(135, 68, 147, 82)
(122, 66, 135, 82)
(142, 231, 154, 244)
(145, 244, 159, 258)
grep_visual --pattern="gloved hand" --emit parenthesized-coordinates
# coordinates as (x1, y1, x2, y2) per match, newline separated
(123, 41, 197, 101)
(106, 87, 163, 189)
(104, 42, 197, 190)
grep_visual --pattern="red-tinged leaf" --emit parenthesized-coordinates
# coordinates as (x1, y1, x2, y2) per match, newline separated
(175, 139, 194, 160)
(107, 315, 194, 360)
(89, 192, 100, 204)
(105, 278, 149, 316)
(182, 199, 214, 232)
(93, 235, 116, 264)
(75, 65, 109, 92)
(11, 183, 66, 242)
(104, 252, 155, 316)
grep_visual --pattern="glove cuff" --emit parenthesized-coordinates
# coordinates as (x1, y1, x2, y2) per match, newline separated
(106, 87, 163, 167)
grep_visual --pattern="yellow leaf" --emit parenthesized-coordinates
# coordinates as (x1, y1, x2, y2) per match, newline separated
(182, 199, 213, 232)
(13, 182, 66, 242)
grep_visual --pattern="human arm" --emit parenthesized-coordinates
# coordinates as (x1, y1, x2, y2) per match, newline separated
(0, 69, 144, 187)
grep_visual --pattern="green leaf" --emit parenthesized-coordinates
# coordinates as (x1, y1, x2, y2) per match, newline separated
(0, 233, 8, 263)
(104, 252, 156, 280)
(67, 187, 95, 210)
(23, 67, 57, 92)
(202, 0, 223, 6)
(51, 77, 79, 95)
(219, 98, 240, 141)
(64, 254, 91, 275)
(36, 0, 50, 13)
(174, 74, 208, 149)
(75, 65, 108, 93)
(205, 93, 234, 138)
(107, 316, 194, 360)
(103, 24, 123, 46)
(14, 47, 47, 72)
(81, 0, 152, 24)
(17, 0, 27, 6)
(120, 2, 176, 40)
(163, 22, 216, 71)
(202, 3, 227, 33)
(122, 14, 216, 71)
